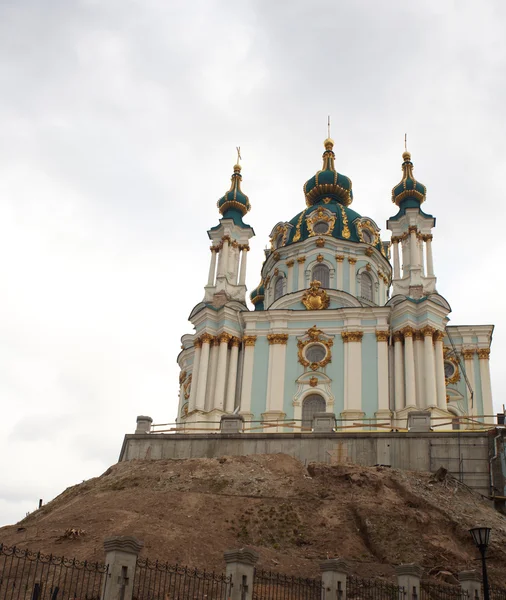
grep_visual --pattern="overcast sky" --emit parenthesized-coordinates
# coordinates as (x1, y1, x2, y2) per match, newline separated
(1, 0, 506, 527)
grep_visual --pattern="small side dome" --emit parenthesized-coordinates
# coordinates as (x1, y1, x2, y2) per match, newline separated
(218, 164, 251, 218)
(250, 281, 265, 311)
(303, 138, 353, 207)
(392, 151, 426, 206)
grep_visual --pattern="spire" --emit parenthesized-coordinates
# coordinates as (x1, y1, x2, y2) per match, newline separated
(217, 157, 251, 220)
(391, 150, 426, 206)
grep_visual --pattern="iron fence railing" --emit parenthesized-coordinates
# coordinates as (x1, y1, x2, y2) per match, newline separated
(0, 544, 108, 600)
(252, 569, 322, 600)
(347, 574, 405, 600)
(132, 558, 231, 600)
(491, 588, 506, 600)
(421, 581, 468, 600)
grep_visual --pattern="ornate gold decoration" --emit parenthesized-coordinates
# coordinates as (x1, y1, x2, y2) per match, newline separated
(401, 326, 415, 338)
(316, 254, 324, 263)
(422, 234, 433, 242)
(270, 224, 288, 251)
(356, 219, 379, 245)
(375, 331, 389, 342)
(212, 336, 220, 346)
(297, 326, 333, 371)
(365, 263, 372, 271)
(381, 242, 388, 258)
(306, 206, 336, 237)
(443, 347, 460, 384)
(231, 239, 239, 248)
(341, 331, 364, 343)
(413, 330, 424, 342)
(301, 280, 330, 310)
(230, 336, 241, 348)
(477, 348, 490, 359)
(462, 348, 475, 360)
(393, 331, 403, 343)
(200, 333, 214, 344)
(274, 268, 279, 276)
(242, 335, 258, 347)
(365, 247, 374, 257)
(338, 204, 351, 239)
(335, 254, 344, 262)
(243, 335, 257, 346)
(297, 256, 306, 264)
(286, 259, 295, 267)
(218, 332, 232, 344)
(433, 330, 445, 342)
(322, 197, 331, 204)
(408, 225, 418, 234)
(194, 338, 203, 349)
(210, 245, 219, 253)
(316, 237, 325, 248)
(182, 402, 189, 416)
(309, 376, 318, 387)
(293, 209, 306, 243)
(391, 236, 401, 244)
(421, 326, 436, 337)
(348, 257, 357, 264)
(264, 275, 271, 285)
(179, 370, 187, 385)
(183, 374, 192, 400)
(273, 251, 280, 261)
(267, 333, 289, 345)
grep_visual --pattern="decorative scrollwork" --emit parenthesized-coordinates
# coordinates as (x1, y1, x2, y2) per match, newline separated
(301, 280, 330, 310)
(297, 326, 333, 371)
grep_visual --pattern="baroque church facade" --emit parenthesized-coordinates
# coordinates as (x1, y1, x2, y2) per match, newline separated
(176, 138, 494, 429)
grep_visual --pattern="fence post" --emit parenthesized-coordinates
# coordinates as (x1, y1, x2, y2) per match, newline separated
(320, 558, 348, 600)
(458, 571, 482, 600)
(135, 416, 152, 434)
(224, 548, 259, 600)
(395, 564, 423, 600)
(102, 536, 144, 600)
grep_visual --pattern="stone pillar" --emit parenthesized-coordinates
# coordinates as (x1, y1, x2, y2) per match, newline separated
(425, 234, 434, 276)
(409, 226, 419, 267)
(463, 348, 476, 420)
(214, 333, 232, 412)
(434, 331, 447, 412)
(478, 349, 494, 423)
(102, 536, 144, 600)
(238, 246, 249, 286)
(224, 548, 259, 600)
(196, 333, 212, 411)
(188, 339, 202, 413)
(378, 272, 386, 304)
(207, 247, 218, 286)
(286, 260, 294, 292)
(413, 330, 425, 408)
(135, 416, 152, 434)
(418, 235, 425, 275)
(393, 332, 405, 412)
(342, 331, 364, 418)
(320, 559, 348, 600)
(392, 237, 401, 279)
(336, 255, 344, 289)
(221, 238, 230, 278)
(401, 235, 410, 277)
(225, 337, 241, 412)
(458, 571, 482, 600)
(348, 257, 357, 296)
(421, 326, 437, 407)
(230, 241, 240, 283)
(402, 328, 416, 408)
(395, 564, 422, 600)
(376, 331, 391, 418)
(312, 412, 336, 432)
(297, 256, 306, 289)
(240, 336, 257, 417)
(205, 337, 220, 411)
(265, 334, 288, 415)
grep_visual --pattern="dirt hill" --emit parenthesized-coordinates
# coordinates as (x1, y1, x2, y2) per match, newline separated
(1, 454, 505, 584)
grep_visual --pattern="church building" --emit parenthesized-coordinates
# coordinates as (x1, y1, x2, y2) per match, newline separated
(176, 138, 494, 430)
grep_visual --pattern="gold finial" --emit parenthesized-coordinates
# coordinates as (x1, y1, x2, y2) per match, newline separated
(234, 146, 242, 172)
(323, 115, 334, 150)
(402, 133, 411, 161)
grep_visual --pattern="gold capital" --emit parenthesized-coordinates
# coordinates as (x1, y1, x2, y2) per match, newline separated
(433, 330, 445, 342)
(267, 333, 289, 345)
(477, 348, 490, 359)
(243, 335, 257, 347)
(393, 331, 403, 343)
(342, 331, 363, 343)
(421, 326, 436, 337)
(316, 238, 325, 247)
(297, 256, 306, 264)
(401, 326, 415, 338)
(286, 259, 295, 267)
(200, 333, 214, 344)
(375, 330, 389, 342)
(348, 257, 357, 264)
(230, 336, 242, 348)
(365, 247, 374, 257)
(335, 254, 344, 262)
(218, 332, 233, 344)
(462, 348, 475, 360)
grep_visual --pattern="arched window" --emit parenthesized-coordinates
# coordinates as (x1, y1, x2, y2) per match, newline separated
(274, 276, 284, 301)
(360, 272, 373, 301)
(312, 264, 330, 288)
(302, 394, 326, 430)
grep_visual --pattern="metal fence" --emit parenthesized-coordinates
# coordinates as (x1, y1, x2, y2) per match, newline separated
(252, 569, 323, 600)
(421, 581, 469, 600)
(491, 589, 506, 600)
(347, 575, 405, 600)
(0, 544, 108, 600)
(132, 558, 231, 600)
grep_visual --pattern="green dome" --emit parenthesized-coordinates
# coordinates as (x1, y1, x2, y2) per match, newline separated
(218, 164, 251, 218)
(250, 281, 265, 311)
(303, 139, 353, 207)
(392, 151, 426, 206)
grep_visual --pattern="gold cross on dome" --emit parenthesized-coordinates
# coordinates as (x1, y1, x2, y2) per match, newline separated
(404, 133, 408, 152)
(236, 146, 242, 165)
(327, 115, 331, 139)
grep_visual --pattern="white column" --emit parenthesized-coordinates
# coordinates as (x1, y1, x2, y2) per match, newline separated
(348, 258, 357, 296)
(240, 336, 257, 416)
(418, 236, 425, 276)
(214, 333, 231, 411)
(434, 331, 447, 412)
(336, 255, 344, 289)
(414, 331, 425, 408)
(207, 248, 218, 286)
(265, 334, 288, 414)
(478, 349, 494, 423)
(205, 338, 219, 411)
(401, 236, 410, 277)
(463, 349, 476, 419)
(409, 227, 419, 267)
(393, 333, 405, 411)
(286, 260, 294, 292)
(392, 239, 401, 279)
(195, 334, 212, 411)
(297, 257, 306, 288)
(403, 328, 416, 408)
(188, 339, 202, 413)
(422, 327, 437, 407)
(342, 332, 363, 415)
(221, 238, 230, 278)
(230, 242, 240, 282)
(376, 331, 390, 415)
(225, 337, 241, 412)
(378, 273, 385, 305)
(238, 247, 249, 285)
(425, 235, 434, 276)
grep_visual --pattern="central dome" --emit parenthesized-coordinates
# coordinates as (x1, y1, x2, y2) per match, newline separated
(303, 138, 353, 207)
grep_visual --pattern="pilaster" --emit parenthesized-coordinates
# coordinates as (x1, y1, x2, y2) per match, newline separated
(393, 332, 405, 412)
(336, 255, 344, 289)
(402, 327, 416, 408)
(188, 339, 202, 413)
(214, 333, 232, 411)
(434, 330, 447, 412)
(422, 326, 437, 408)
(376, 330, 391, 418)
(265, 334, 288, 413)
(196, 334, 212, 411)
(341, 331, 364, 418)
(478, 348, 493, 423)
(286, 260, 294, 292)
(348, 257, 357, 296)
(239, 336, 257, 416)
(225, 337, 241, 412)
